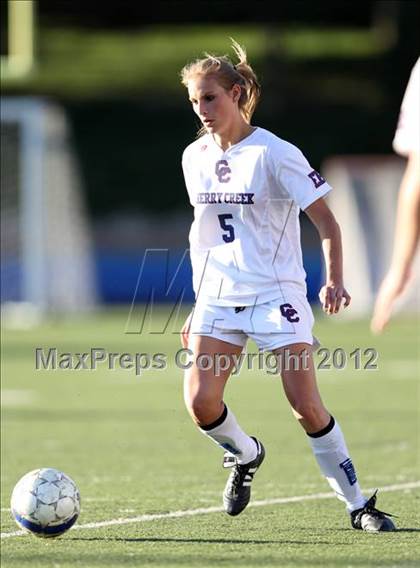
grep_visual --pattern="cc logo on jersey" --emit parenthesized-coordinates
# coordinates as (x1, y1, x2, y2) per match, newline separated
(215, 160, 231, 183)
(280, 303, 300, 323)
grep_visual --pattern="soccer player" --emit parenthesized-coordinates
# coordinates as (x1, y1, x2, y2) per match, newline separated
(180, 40, 395, 531)
(371, 58, 420, 334)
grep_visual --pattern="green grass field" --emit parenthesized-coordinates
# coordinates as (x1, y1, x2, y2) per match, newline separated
(1, 308, 419, 567)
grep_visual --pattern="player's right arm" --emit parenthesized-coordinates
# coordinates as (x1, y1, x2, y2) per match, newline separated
(180, 145, 195, 349)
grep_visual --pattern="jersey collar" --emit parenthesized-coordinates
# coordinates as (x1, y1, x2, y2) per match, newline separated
(210, 126, 259, 154)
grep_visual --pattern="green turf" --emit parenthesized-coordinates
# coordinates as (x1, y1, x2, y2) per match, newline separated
(1, 308, 419, 567)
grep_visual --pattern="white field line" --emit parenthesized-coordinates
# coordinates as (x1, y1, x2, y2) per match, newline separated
(2, 480, 419, 539)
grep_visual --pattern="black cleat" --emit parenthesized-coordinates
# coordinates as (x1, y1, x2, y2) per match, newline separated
(222, 437, 265, 516)
(351, 490, 397, 532)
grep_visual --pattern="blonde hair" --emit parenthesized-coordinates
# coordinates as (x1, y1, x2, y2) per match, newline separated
(180, 39, 261, 137)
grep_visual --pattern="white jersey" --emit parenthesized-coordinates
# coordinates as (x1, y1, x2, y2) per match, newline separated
(182, 127, 331, 306)
(393, 58, 420, 156)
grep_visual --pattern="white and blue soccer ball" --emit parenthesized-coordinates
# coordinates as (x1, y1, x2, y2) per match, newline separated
(11, 468, 81, 537)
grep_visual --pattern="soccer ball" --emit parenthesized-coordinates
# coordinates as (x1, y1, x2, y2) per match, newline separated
(11, 468, 81, 538)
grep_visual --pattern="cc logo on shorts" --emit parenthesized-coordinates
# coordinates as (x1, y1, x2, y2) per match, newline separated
(280, 303, 300, 323)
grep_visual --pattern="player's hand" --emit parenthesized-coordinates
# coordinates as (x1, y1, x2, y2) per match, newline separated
(319, 283, 351, 315)
(180, 312, 193, 349)
(370, 269, 409, 334)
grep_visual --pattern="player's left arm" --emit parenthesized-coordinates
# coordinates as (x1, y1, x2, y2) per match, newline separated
(382, 151, 420, 286)
(305, 197, 351, 314)
(371, 151, 420, 333)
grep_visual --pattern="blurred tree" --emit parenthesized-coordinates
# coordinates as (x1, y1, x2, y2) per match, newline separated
(38, 0, 375, 28)
(3, 0, 418, 215)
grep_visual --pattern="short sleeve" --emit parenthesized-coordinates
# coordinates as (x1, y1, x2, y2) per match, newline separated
(270, 139, 332, 211)
(393, 58, 419, 157)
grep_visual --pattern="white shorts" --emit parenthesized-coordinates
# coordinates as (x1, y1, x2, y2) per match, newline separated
(189, 291, 318, 352)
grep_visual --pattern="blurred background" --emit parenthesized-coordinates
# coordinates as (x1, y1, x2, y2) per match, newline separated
(1, 0, 419, 321)
(2, 5, 419, 557)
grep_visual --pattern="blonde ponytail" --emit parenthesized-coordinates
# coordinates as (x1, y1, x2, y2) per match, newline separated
(229, 38, 261, 123)
(180, 39, 261, 134)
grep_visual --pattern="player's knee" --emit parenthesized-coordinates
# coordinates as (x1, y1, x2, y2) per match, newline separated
(185, 392, 221, 425)
(292, 400, 327, 429)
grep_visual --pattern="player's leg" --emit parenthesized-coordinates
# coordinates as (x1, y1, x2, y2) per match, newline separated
(273, 343, 330, 433)
(275, 341, 366, 510)
(184, 333, 265, 515)
(274, 342, 395, 531)
(184, 333, 257, 463)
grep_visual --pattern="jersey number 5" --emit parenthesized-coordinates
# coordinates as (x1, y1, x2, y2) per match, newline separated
(218, 214, 235, 243)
